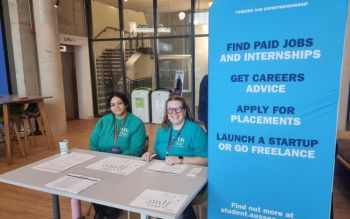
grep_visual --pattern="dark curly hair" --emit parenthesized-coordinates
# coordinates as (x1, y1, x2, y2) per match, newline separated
(108, 92, 131, 112)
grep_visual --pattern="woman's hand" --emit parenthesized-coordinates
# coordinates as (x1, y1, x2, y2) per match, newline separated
(165, 156, 208, 166)
(141, 152, 156, 162)
(165, 156, 183, 165)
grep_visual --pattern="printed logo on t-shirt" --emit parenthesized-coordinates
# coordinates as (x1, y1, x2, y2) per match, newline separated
(174, 137, 185, 147)
(119, 127, 129, 137)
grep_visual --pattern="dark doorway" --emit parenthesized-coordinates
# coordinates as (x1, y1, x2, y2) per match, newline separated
(61, 45, 79, 120)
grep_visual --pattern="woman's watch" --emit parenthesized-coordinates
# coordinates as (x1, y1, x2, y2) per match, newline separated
(178, 156, 183, 163)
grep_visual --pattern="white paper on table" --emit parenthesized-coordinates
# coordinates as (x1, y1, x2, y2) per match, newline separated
(145, 160, 187, 175)
(32, 152, 95, 173)
(86, 156, 146, 175)
(45, 174, 100, 194)
(130, 189, 188, 214)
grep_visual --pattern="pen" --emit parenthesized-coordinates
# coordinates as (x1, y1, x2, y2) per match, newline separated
(67, 174, 101, 182)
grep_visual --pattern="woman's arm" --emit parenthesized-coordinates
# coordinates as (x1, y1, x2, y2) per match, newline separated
(89, 120, 102, 151)
(165, 156, 208, 166)
(123, 122, 146, 156)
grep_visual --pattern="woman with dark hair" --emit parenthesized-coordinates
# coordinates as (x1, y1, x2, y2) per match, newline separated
(142, 96, 207, 219)
(89, 92, 146, 219)
(89, 92, 146, 155)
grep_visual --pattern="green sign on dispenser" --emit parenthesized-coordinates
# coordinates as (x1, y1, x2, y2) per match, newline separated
(135, 98, 144, 108)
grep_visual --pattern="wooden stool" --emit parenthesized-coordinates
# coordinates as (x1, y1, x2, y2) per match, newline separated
(0, 116, 26, 157)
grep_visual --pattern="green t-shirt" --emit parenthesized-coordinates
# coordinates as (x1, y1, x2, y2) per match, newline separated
(89, 113, 146, 156)
(154, 119, 207, 160)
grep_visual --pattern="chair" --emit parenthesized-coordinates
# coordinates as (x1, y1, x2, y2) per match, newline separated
(18, 103, 49, 150)
(0, 115, 26, 157)
(192, 185, 208, 219)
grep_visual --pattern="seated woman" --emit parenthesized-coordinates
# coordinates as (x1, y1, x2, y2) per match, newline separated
(90, 92, 146, 219)
(90, 92, 146, 155)
(142, 96, 207, 219)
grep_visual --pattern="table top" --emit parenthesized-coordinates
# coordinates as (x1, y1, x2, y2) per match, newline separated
(0, 149, 207, 219)
(0, 94, 52, 104)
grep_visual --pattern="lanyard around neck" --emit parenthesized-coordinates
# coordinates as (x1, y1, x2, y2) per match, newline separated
(166, 120, 186, 157)
(114, 113, 127, 145)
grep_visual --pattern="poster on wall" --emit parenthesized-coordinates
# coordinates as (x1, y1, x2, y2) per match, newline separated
(208, 1, 348, 219)
(174, 70, 184, 97)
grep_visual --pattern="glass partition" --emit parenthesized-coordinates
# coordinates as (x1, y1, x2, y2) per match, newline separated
(93, 41, 124, 115)
(124, 0, 154, 38)
(194, 0, 210, 35)
(89, 0, 209, 117)
(91, 0, 120, 39)
(158, 37, 193, 112)
(157, 0, 191, 36)
(195, 36, 208, 120)
(125, 39, 155, 98)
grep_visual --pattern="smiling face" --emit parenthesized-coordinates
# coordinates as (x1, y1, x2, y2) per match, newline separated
(110, 96, 127, 119)
(167, 100, 186, 128)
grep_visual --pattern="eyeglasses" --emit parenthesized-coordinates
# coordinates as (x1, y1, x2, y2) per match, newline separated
(167, 107, 183, 114)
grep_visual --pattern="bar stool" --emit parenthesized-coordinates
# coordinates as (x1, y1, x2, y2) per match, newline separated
(0, 115, 27, 157)
(18, 114, 33, 152)
(19, 103, 49, 150)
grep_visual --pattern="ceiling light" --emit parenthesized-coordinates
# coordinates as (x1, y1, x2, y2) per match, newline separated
(54, 0, 60, 8)
(178, 12, 186, 21)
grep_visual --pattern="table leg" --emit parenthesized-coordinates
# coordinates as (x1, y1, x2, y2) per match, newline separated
(71, 198, 82, 219)
(52, 194, 61, 219)
(140, 214, 149, 219)
(37, 101, 55, 150)
(3, 104, 12, 164)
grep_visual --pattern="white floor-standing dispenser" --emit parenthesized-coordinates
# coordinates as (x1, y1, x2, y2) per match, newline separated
(131, 88, 152, 123)
(151, 89, 171, 124)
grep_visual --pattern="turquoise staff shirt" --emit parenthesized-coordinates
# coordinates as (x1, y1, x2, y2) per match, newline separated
(154, 119, 208, 160)
(89, 113, 146, 156)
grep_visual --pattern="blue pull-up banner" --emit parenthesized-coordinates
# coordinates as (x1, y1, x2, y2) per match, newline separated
(208, 1, 347, 219)
(0, 17, 9, 94)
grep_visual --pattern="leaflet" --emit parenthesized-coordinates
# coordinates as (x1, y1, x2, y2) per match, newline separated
(145, 161, 187, 175)
(86, 156, 146, 175)
(130, 189, 188, 213)
(45, 174, 100, 194)
(32, 152, 95, 173)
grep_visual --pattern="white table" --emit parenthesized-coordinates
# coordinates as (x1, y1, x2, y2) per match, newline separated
(0, 149, 207, 219)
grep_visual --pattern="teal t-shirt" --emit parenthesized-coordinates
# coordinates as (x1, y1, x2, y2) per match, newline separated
(154, 119, 208, 160)
(89, 113, 146, 156)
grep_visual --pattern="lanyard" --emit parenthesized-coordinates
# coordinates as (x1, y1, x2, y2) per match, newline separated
(166, 120, 186, 157)
(114, 113, 127, 145)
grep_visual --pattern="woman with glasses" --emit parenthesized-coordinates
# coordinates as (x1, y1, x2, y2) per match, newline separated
(142, 96, 207, 219)
(89, 92, 146, 219)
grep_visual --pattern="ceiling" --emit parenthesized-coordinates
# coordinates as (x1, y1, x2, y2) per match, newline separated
(95, 0, 212, 13)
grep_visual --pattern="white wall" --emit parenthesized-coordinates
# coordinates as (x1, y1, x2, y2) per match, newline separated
(59, 34, 94, 120)
(134, 54, 155, 79)
(123, 9, 147, 33)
